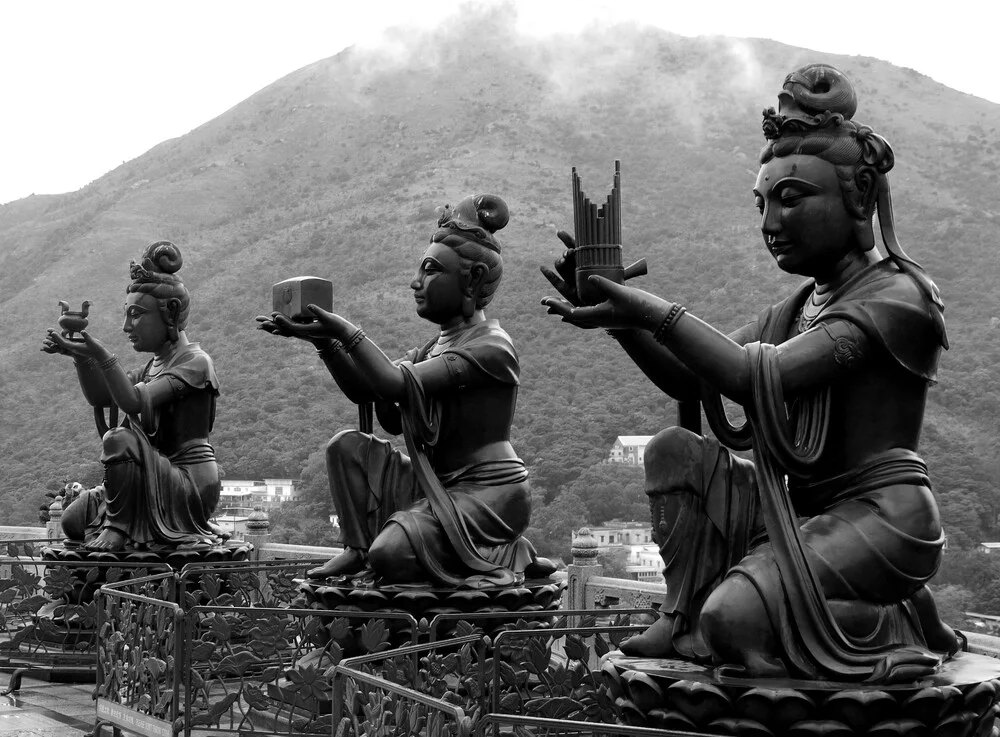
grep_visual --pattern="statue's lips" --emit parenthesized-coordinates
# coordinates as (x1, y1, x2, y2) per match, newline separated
(769, 241, 793, 255)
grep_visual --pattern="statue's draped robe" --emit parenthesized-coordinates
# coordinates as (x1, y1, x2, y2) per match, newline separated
(657, 259, 954, 679)
(103, 342, 222, 547)
(331, 320, 538, 587)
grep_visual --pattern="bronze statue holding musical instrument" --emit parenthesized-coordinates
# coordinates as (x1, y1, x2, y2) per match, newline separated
(542, 64, 957, 683)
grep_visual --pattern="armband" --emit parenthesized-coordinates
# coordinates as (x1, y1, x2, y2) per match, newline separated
(316, 341, 344, 360)
(653, 304, 687, 345)
(343, 329, 366, 354)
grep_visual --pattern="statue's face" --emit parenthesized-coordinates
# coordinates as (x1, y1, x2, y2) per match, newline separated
(754, 154, 857, 278)
(122, 292, 169, 352)
(411, 241, 465, 325)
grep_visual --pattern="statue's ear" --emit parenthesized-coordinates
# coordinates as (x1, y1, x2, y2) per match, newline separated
(164, 298, 181, 326)
(852, 168, 878, 251)
(466, 263, 489, 298)
(855, 167, 878, 220)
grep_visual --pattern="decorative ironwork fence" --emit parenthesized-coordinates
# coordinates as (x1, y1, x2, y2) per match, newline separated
(326, 612, 709, 737)
(94, 571, 182, 737)
(92, 559, 424, 736)
(0, 539, 170, 695)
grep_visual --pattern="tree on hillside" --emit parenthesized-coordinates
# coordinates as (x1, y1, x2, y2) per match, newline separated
(929, 584, 973, 629)
(561, 462, 647, 525)
(523, 490, 588, 561)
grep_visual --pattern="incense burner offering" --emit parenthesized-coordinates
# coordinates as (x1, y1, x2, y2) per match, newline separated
(272, 276, 334, 322)
(571, 161, 646, 305)
(57, 300, 91, 341)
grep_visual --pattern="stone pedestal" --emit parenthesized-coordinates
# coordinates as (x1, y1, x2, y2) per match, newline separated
(603, 651, 1000, 736)
(298, 576, 567, 644)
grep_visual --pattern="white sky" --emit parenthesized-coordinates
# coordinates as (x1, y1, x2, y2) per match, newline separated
(0, 0, 994, 206)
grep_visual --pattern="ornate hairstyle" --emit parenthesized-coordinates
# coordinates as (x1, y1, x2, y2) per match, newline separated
(760, 64, 946, 348)
(431, 194, 509, 309)
(126, 240, 190, 337)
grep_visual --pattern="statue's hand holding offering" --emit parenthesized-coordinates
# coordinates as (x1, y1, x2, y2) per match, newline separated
(42, 329, 110, 362)
(256, 306, 358, 345)
(540, 230, 582, 306)
(304, 304, 358, 342)
(542, 276, 668, 332)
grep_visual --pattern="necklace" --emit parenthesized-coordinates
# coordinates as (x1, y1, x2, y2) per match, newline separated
(427, 325, 467, 358)
(798, 288, 831, 332)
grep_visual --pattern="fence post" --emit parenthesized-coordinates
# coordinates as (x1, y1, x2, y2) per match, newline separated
(567, 528, 603, 613)
(244, 507, 271, 562)
(46, 498, 64, 542)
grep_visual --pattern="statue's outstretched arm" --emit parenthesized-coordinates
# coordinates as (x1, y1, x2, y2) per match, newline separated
(314, 342, 382, 404)
(73, 357, 113, 407)
(544, 275, 869, 403)
(43, 329, 132, 410)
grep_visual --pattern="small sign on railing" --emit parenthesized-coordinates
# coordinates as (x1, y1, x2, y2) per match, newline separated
(96, 699, 173, 737)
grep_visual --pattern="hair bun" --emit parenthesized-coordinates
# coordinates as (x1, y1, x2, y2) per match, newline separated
(473, 194, 509, 234)
(779, 64, 857, 121)
(142, 240, 183, 275)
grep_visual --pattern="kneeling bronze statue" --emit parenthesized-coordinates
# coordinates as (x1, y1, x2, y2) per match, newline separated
(259, 195, 554, 588)
(543, 64, 957, 684)
(43, 241, 224, 552)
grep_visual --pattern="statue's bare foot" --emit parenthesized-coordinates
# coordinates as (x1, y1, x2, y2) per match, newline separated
(620, 613, 678, 658)
(307, 548, 367, 579)
(85, 528, 126, 551)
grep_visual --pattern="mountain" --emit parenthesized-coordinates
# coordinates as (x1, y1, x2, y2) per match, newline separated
(2, 8, 999, 547)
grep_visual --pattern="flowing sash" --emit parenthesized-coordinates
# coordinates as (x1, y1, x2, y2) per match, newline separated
(704, 342, 940, 683)
(396, 362, 518, 588)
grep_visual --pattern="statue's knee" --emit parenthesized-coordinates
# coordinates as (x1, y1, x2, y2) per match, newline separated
(62, 489, 101, 541)
(644, 426, 705, 491)
(701, 575, 773, 661)
(326, 429, 366, 461)
(369, 526, 419, 584)
(100, 427, 139, 464)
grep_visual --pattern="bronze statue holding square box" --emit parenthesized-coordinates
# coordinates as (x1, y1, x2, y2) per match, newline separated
(258, 195, 554, 587)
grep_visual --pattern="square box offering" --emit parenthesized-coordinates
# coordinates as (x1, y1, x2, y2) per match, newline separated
(272, 276, 333, 322)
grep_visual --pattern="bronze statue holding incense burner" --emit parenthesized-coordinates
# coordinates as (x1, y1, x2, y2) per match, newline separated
(42, 241, 226, 554)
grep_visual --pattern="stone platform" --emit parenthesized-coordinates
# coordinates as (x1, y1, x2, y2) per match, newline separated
(604, 651, 1000, 736)
(299, 576, 567, 642)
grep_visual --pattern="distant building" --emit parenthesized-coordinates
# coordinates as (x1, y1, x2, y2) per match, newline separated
(607, 435, 655, 465)
(574, 521, 659, 581)
(626, 544, 663, 582)
(586, 521, 653, 547)
(218, 477, 297, 515)
(980, 542, 1000, 554)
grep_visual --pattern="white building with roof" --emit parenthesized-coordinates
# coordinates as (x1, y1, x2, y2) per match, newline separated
(218, 477, 297, 513)
(607, 435, 656, 465)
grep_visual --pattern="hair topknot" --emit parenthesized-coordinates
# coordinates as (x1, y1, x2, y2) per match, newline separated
(127, 240, 190, 332)
(760, 64, 894, 175)
(434, 194, 509, 253)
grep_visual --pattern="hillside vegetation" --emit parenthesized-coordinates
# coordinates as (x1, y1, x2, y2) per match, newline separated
(2, 10, 999, 566)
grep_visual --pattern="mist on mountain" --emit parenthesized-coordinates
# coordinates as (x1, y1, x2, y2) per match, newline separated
(1, 8, 998, 558)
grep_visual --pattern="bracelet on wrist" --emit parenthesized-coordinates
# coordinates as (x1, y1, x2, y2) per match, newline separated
(98, 354, 119, 372)
(316, 341, 344, 360)
(343, 329, 366, 354)
(652, 304, 687, 344)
